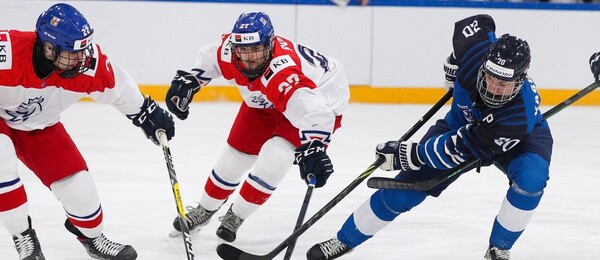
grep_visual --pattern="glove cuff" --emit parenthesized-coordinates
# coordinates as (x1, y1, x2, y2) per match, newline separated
(131, 95, 157, 127)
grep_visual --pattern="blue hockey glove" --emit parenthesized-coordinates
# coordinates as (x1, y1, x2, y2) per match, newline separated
(295, 140, 333, 188)
(166, 70, 201, 120)
(376, 140, 424, 171)
(131, 96, 175, 145)
(589, 52, 600, 82)
(443, 54, 458, 91)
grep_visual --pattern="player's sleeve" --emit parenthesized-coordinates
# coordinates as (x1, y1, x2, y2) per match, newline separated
(284, 87, 335, 144)
(451, 14, 496, 64)
(416, 112, 528, 170)
(189, 41, 223, 85)
(87, 60, 145, 116)
(263, 64, 335, 144)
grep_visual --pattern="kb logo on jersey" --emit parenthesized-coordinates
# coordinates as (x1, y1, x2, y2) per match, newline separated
(273, 58, 289, 69)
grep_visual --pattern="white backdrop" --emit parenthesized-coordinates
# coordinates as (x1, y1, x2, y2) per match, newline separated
(1, 1, 598, 89)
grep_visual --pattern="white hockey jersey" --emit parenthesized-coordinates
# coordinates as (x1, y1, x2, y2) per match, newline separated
(191, 34, 350, 144)
(0, 30, 145, 131)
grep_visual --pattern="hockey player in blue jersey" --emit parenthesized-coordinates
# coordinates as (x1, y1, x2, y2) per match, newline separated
(307, 14, 552, 260)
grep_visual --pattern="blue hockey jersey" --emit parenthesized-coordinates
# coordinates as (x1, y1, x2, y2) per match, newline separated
(416, 14, 547, 170)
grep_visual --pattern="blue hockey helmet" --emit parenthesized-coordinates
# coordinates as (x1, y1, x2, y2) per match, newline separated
(230, 12, 275, 78)
(36, 3, 95, 78)
(477, 33, 531, 108)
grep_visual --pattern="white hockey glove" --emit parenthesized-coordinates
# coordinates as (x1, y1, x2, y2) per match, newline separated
(443, 54, 458, 91)
(376, 140, 424, 171)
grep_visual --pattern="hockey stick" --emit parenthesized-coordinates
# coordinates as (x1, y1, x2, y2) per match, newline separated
(367, 81, 600, 191)
(216, 89, 453, 260)
(283, 174, 317, 260)
(157, 131, 195, 260)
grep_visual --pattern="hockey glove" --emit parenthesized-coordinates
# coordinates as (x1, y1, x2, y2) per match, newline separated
(166, 70, 201, 120)
(376, 140, 424, 171)
(590, 52, 600, 82)
(443, 54, 458, 91)
(131, 96, 175, 145)
(295, 140, 333, 188)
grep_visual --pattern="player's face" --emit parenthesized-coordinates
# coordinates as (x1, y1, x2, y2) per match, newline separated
(234, 44, 269, 70)
(484, 74, 518, 97)
(43, 42, 84, 71)
(55, 50, 85, 71)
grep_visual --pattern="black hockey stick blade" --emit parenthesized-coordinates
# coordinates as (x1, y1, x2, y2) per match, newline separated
(367, 159, 479, 191)
(217, 243, 273, 260)
(367, 177, 420, 190)
(367, 81, 600, 191)
(216, 90, 453, 260)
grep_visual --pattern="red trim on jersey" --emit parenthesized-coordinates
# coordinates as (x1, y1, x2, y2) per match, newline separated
(204, 177, 236, 200)
(239, 181, 270, 205)
(0, 185, 27, 212)
(0, 30, 116, 94)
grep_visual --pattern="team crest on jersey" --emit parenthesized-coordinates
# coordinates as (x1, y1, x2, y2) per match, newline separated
(261, 55, 295, 86)
(457, 104, 475, 124)
(6, 96, 45, 122)
(0, 32, 13, 70)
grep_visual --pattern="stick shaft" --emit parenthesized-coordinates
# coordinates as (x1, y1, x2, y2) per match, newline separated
(158, 132, 195, 260)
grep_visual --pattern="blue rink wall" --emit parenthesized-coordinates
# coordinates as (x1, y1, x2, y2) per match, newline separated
(2, 0, 599, 104)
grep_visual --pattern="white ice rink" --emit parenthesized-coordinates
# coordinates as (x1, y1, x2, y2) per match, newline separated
(1, 101, 599, 259)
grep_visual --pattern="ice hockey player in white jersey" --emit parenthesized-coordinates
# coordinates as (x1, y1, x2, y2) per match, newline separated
(0, 3, 174, 260)
(166, 12, 350, 242)
(307, 14, 552, 260)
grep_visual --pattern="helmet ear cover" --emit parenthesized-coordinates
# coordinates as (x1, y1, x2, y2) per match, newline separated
(230, 12, 275, 78)
(477, 33, 531, 108)
(35, 3, 95, 78)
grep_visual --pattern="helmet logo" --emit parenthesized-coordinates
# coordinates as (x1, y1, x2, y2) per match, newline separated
(79, 39, 88, 48)
(50, 16, 61, 26)
(73, 34, 93, 51)
(484, 60, 514, 78)
(259, 17, 267, 25)
(232, 32, 260, 44)
(43, 31, 56, 40)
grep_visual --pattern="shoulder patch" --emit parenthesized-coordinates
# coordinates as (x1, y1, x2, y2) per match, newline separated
(221, 35, 233, 63)
(261, 54, 296, 86)
(0, 32, 13, 70)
